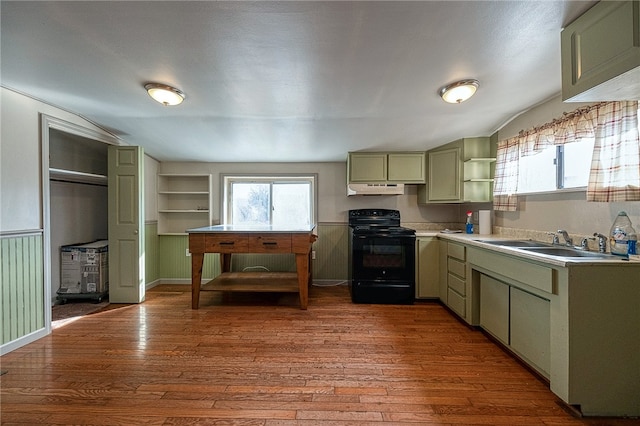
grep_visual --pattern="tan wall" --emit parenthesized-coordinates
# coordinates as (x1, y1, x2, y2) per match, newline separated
(158, 162, 460, 225)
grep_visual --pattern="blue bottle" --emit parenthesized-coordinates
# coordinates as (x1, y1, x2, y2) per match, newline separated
(465, 211, 474, 234)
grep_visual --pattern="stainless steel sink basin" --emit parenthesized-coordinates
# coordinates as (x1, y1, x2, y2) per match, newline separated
(476, 239, 552, 248)
(475, 239, 621, 260)
(519, 246, 615, 258)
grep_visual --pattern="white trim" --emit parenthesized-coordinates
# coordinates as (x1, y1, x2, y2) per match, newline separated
(0, 328, 49, 356)
(221, 174, 318, 225)
(40, 114, 120, 343)
(515, 187, 587, 196)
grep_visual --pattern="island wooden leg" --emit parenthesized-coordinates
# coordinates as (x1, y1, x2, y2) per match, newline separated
(296, 253, 309, 310)
(191, 253, 204, 309)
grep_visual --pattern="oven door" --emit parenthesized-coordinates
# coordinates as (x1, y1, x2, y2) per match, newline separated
(350, 234, 415, 282)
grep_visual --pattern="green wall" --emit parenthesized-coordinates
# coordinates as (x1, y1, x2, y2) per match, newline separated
(1, 233, 45, 345)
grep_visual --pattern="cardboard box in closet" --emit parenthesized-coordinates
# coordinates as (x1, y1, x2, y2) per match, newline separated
(59, 240, 109, 294)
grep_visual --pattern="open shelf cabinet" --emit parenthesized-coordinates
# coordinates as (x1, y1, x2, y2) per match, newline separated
(157, 174, 212, 235)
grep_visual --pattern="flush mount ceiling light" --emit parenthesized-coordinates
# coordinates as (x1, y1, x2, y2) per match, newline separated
(144, 83, 185, 106)
(439, 79, 479, 104)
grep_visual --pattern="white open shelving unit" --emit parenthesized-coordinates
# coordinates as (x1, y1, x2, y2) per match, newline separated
(157, 174, 213, 235)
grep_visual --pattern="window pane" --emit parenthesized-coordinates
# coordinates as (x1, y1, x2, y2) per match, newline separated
(273, 183, 311, 227)
(563, 138, 595, 188)
(225, 176, 315, 226)
(517, 146, 556, 193)
(232, 183, 270, 225)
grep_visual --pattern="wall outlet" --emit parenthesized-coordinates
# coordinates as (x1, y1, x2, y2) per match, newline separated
(186, 248, 191, 257)
(473, 212, 479, 221)
(311, 250, 316, 260)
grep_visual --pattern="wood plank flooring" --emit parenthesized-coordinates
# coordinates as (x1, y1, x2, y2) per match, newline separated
(1, 284, 637, 425)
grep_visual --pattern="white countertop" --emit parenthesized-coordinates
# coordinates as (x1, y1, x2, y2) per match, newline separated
(434, 232, 637, 267)
(187, 224, 316, 233)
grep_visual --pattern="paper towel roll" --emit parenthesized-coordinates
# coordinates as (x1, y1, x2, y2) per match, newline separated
(479, 210, 491, 235)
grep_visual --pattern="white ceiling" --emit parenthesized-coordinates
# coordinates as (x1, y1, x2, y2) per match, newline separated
(1, 1, 597, 162)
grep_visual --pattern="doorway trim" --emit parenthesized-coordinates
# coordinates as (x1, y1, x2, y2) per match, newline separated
(40, 114, 119, 330)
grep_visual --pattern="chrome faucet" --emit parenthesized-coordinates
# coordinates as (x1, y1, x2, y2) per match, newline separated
(547, 232, 560, 245)
(579, 237, 592, 251)
(557, 230, 573, 246)
(593, 233, 608, 253)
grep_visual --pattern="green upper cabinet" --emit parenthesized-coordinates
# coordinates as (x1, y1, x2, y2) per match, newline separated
(347, 152, 426, 184)
(561, 0, 640, 101)
(426, 147, 461, 201)
(418, 137, 494, 204)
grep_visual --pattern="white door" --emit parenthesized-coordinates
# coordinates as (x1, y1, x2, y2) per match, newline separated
(108, 146, 145, 303)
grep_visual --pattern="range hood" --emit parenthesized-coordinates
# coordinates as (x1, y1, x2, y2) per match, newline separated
(347, 183, 405, 196)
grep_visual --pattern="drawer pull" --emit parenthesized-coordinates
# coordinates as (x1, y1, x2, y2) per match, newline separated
(219, 241, 235, 246)
(262, 241, 278, 245)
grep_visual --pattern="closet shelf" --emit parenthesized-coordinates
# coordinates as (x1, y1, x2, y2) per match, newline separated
(49, 168, 108, 186)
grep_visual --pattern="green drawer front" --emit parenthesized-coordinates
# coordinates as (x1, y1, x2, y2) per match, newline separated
(448, 242, 466, 261)
(447, 288, 466, 317)
(447, 257, 466, 278)
(448, 272, 466, 296)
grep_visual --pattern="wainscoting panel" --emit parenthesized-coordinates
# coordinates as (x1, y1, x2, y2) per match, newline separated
(144, 222, 159, 284)
(313, 223, 349, 280)
(155, 224, 349, 282)
(158, 235, 219, 280)
(1, 233, 45, 346)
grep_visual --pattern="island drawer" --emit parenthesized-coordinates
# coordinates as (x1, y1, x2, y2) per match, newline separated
(205, 235, 249, 253)
(248, 234, 292, 253)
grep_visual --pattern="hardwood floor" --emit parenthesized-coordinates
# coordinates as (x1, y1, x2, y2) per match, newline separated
(1, 284, 637, 425)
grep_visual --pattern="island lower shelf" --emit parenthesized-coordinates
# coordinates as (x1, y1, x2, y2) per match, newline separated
(201, 271, 300, 293)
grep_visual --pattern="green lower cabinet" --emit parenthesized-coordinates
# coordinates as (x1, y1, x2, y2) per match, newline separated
(466, 243, 640, 416)
(510, 286, 550, 376)
(479, 274, 509, 345)
(415, 237, 439, 298)
(480, 273, 550, 376)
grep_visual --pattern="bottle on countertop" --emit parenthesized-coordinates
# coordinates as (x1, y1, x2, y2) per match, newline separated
(609, 211, 637, 256)
(628, 233, 637, 256)
(465, 211, 474, 234)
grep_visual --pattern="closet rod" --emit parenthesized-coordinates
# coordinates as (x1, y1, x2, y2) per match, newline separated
(49, 168, 108, 186)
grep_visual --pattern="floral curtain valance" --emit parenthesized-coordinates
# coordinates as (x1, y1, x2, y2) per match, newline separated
(493, 101, 640, 211)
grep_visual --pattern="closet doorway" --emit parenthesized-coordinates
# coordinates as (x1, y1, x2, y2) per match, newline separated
(41, 115, 122, 328)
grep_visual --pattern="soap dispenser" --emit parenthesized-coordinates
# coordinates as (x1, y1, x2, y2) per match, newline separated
(465, 211, 474, 234)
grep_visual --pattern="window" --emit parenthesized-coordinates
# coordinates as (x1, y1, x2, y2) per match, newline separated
(516, 138, 595, 194)
(494, 101, 640, 210)
(223, 175, 316, 227)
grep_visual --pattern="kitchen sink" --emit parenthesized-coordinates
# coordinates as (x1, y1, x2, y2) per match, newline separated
(476, 239, 552, 248)
(519, 246, 616, 258)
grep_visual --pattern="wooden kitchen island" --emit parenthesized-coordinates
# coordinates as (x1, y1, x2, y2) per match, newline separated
(187, 224, 317, 309)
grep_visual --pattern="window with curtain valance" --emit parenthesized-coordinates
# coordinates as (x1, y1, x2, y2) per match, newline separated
(493, 101, 640, 211)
